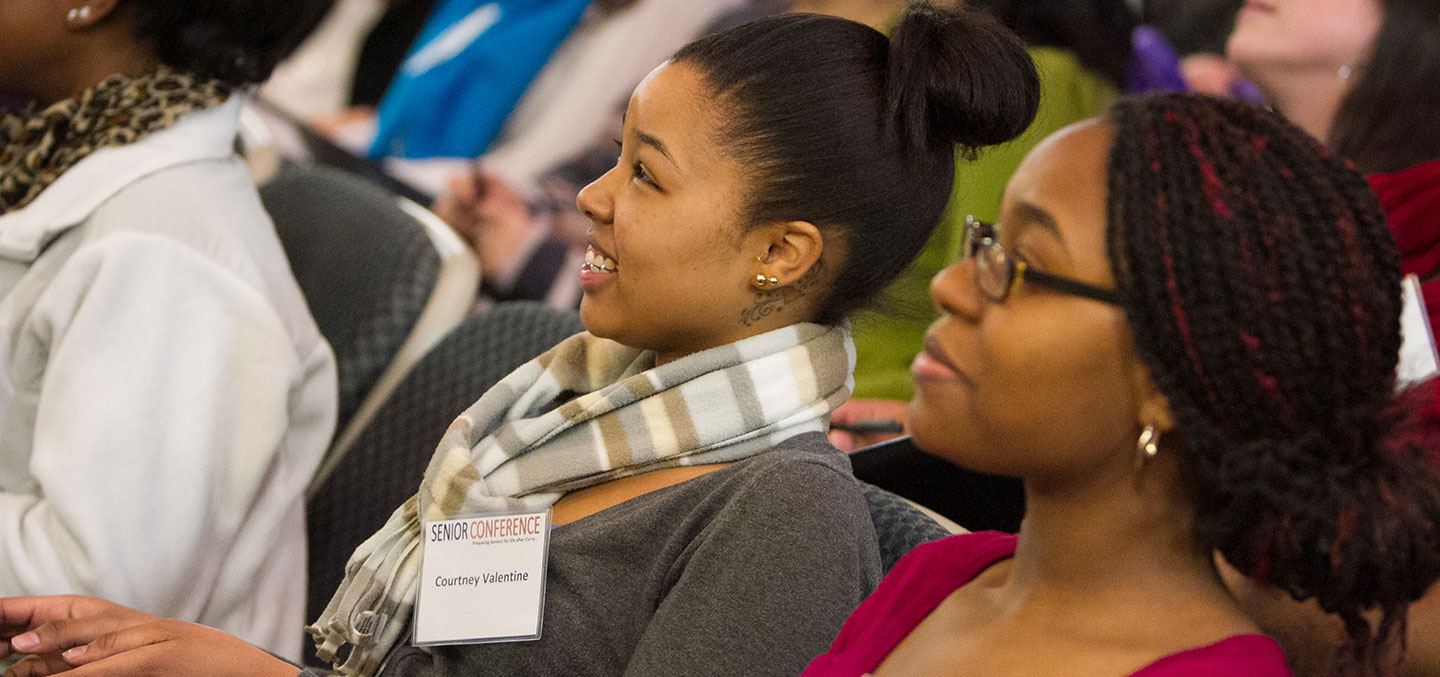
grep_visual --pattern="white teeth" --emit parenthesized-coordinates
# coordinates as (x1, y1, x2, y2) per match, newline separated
(585, 247, 617, 273)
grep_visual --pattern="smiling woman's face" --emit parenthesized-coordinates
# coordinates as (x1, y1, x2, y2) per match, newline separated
(909, 121, 1148, 480)
(576, 62, 789, 361)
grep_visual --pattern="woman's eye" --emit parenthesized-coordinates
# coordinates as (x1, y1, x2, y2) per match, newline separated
(632, 161, 658, 188)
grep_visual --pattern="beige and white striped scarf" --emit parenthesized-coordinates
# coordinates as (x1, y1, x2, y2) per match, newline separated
(307, 322, 855, 675)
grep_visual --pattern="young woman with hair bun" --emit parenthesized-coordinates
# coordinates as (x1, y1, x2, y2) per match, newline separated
(806, 93, 1440, 676)
(0, 5, 1040, 676)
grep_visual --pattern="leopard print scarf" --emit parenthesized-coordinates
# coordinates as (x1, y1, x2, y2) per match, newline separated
(0, 67, 232, 215)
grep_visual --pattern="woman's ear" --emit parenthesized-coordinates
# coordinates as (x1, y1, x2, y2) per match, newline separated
(752, 220, 824, 285)
(1131, 362, 1177, 435)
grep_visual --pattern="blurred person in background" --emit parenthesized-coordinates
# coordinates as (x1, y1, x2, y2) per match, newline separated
(0, 0, 336, 661)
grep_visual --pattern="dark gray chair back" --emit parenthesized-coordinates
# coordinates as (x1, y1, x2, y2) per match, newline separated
(860, 482, 954, 574)
(260, 166, 441, 435)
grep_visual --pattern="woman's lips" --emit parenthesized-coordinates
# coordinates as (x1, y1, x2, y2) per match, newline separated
(912, 334, 970, 384)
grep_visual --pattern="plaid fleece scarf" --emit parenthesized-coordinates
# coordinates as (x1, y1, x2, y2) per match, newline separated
(307, 322, 855, 675)
(0, 67, 231, 215)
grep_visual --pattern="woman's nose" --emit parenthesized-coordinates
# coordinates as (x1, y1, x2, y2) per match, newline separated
(931, 258, 984, 323)
(576, 166, 619, 224)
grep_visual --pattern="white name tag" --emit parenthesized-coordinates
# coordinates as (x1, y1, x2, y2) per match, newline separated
(414, 509, 552, 646)
(1398, 275, 1439, 388)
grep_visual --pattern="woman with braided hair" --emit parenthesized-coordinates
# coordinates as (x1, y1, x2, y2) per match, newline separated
(806, 93, 1440, 676)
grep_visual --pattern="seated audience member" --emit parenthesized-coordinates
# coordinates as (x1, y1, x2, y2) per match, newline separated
(806, 94, 1440, 676)
(1225, 3, 1440, 673)
(833, 0, 1136, 449)
(0, 5, 1041, 676)
(0, 0, 337, 662)
(1228, 0, 1440, 344)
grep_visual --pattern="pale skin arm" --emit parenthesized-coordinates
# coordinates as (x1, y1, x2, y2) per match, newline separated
(1, 596, 294, 677)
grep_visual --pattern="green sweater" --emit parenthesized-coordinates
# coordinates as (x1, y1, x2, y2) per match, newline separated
(850, 48, 1116, 400)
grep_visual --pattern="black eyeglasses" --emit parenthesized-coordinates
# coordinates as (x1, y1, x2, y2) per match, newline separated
(962, 216, 1122, 306)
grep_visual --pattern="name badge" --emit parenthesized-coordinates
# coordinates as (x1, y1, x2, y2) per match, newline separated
(414, 508, 552, 646)
(1398, 274, 1439, 388)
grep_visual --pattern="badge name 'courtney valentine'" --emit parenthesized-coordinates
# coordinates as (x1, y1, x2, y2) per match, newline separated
(434, 571, 532, 587)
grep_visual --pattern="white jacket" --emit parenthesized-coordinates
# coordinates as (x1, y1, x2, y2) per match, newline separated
(0, 98, 336, 660)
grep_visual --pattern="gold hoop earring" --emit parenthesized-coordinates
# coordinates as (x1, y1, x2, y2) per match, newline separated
(1135, 423, 1160, 468)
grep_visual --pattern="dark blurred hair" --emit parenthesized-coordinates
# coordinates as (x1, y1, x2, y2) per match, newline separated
(127, 0, 334, 85)
(1107, 93, 1440, 677)
(1142, 0, 1243, 56)
(673, 3, 1040, 324)
(1331, 0, 1440, 174)
(963, 0, 1137, 89)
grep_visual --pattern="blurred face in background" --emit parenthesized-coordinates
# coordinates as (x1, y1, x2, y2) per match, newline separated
(1227, 0, 1383, 82)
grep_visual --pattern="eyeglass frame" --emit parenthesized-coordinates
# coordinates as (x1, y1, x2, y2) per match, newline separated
(962, 215, 1123, 306)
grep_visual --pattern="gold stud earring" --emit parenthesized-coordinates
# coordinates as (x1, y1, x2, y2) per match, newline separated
(1135, 423, 1160, 468)
(753, 274, 769, 290)
(767, 276, 779, 287)
(67, 6, 91, 23)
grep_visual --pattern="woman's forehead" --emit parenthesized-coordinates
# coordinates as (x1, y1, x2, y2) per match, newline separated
(1002, 121, 1114, 239)
(622, 62, 733, 175)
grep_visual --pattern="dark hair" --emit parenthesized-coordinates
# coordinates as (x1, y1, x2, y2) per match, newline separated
(1331, 0, 1440, 175)
(1107, 93, 1440, 676)
(673, 3, 1040, 325)
(127, 0, 334, 85)
(963, 0, 1137, 89)
(1141, 0, 1243, 56)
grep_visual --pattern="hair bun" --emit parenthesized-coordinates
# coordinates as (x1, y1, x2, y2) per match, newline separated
(1205, 378, 1440, 621)
(885, 3, 1040, 153)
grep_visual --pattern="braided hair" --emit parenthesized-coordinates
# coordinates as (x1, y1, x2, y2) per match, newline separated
(1106, 93, 1440, 676)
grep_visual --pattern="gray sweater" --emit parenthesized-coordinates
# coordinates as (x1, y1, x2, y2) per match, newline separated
(309, 432, 880, 677)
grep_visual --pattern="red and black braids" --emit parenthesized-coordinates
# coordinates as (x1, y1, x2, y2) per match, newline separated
(1106, 93, 1440, 676)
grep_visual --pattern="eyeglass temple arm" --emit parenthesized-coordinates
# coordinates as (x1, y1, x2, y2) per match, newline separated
(1023, 268, 1124, 306)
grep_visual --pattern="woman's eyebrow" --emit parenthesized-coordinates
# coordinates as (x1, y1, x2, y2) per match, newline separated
(1010, 200, 1068, 252)
(634, 129, 676, 167)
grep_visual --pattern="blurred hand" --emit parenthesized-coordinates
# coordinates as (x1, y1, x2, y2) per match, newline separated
(1180, 54, 1242, 98)
(1, 596, 292, 677)
(828, 398, 910, 452)
(433, 170, 541, 281)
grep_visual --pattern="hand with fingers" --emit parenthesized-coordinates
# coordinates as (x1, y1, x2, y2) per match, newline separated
(432, 169, 543, 281)
(2, 596, 296, 677)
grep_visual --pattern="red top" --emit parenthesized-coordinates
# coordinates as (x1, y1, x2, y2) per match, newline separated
(1370, 157, 1440, 342)
(804, 532, 1292, 676)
